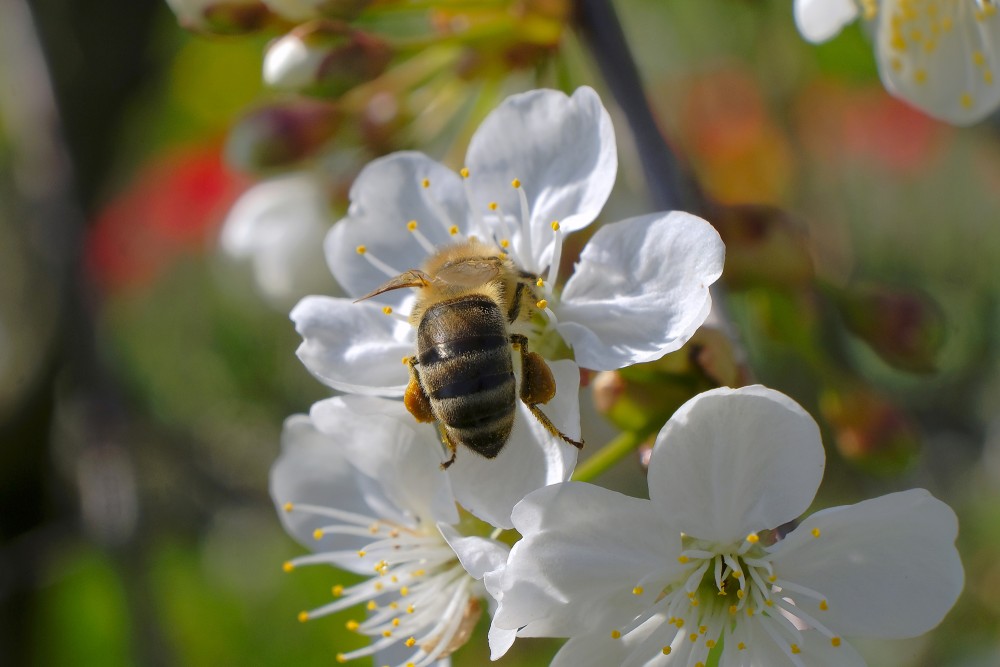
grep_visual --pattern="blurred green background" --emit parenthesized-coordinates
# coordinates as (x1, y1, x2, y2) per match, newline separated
(1, 0, 999, 665)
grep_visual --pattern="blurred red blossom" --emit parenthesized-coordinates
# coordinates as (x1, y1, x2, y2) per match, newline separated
(86, 144, 250, 293)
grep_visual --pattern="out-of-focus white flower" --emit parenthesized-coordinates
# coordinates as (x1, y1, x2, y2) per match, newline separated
(272, 408, 510, 667)
(164, 0, 269, 34)
(492, 385, 964, 666)
(794, 0, 1000, 124)
(220, 172, 333, 306)
(292, 86, 724, 402)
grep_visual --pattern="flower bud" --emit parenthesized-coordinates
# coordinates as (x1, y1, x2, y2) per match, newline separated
(166, 0, 270, 35)
(263, 21, 392, 98)
(833, 284, 945, 373)
(226, 100, 340, 172)
(710, 203, 815, 289)
(592, 329, 742, 434)
(262, 0, 371, 22)
(819, 385, 920, 473)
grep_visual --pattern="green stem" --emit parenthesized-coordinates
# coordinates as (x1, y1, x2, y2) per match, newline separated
(572, 429, 651, 482)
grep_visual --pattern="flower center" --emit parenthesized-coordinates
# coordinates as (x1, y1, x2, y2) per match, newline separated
(611, 531, 843, 667)
(280, 502, 481, 667)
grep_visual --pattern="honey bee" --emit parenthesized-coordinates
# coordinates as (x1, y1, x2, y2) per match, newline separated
(358, 239, 583, 468)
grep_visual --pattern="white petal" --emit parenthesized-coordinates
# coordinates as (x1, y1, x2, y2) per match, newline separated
(270, 414, 371, 550)
(439, 524, 510, 580)
(220, 173, 332, 304)
(794, 0, 860, 43)
(464, 87, 616, 273)
(290, 295, 413, 396)
(769, 488, 963, 639)
(487, 624, 517, 661)
(735, 620, 867, 667)
(446, 360, 582, 529)
(309, 396, 461, 526)
(550, 614, 674, 667)
(556, 211, 724, 371)
(875, 1, 1000, 125)
(494, 482, 679, 637)
(325, 152, 468, 302)
(648, 385, 825, 544)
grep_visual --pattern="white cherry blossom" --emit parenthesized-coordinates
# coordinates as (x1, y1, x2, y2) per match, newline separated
(271, 407, 511, 667)
(794, 0, 1000, 124)
(293, 86, 724, 398)
(220, 172, 333, 306)
(491, 385, 964, 666)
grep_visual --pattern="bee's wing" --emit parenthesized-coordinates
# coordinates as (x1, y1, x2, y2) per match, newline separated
(354, 270, 431, 302)
(434, 258, 502, 288)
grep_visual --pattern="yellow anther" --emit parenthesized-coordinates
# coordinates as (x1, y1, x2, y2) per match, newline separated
(985, 70, 994, 84)
(405, 637, 416, 647)
(282, 561, 295, 573)
(298, 611, 310, 623)
(961, 93, 974, 108)
(699, 625, 707, 635)
(706, 639, 716, 649)
(382, 630, 392, 638)
(736, 590, 745, 600)
(689, 598, 699, 607)
(811, 528, 821, 538)
(746, 607, 755, 617)
(332, 584, 344, 597)
(942, 16, 953, 30)
(511, 178, 521, 188)
(367, 600, 378, 611)
(675, 618, 684, 628)
(392, 618, 400, 627)
(746, 533, 759, 544)
(551, 220, 560, 231)
(678, 555, 690, 564)
(407, 604, 415, 613)
(407, 220, 418, 231)
(389, 602, 398, 610)
(488, 202, 498, 211)
(282, 502, 294, 512)
(689, 633, 699, 642)
(696, 663, 705, 667)
(498, 252, 507, 260)
(412, 569, 426, 577)
(611, 630, 622, 639)
(390, 529, 400, 538)
(369, 522, 380, 533)
(662, 646, 672, 655)
(737, 642, 746, 650)
(346, 620, 360, 631)
(401, 357, 409, 365)
(831, 637, 842, 647)
(374, 582, 384, 592)
(768, 574, 777, 583)
(891, 57, 903, 72)
(729, 605, 738, 614)
(313, 529, 324, 540)
(500, 239, 510, 248)
(400, 586, 410, 597)
(536, 299, 548, 309)
(391, 575, 399, 582)
(449, 225, 459, 235)
(820, 599, 829, 611)
(460, 167, 469, 179)
(335, 654, 346, 663)
(915, 69, 927, 84)
(632, 586, 644, 595)
(791, 644, 801, 655)
(356, 245, 367, 255)
(406, 663, 415, 667)
(536, 278, 544, 287)
(358, 550, 367, 557)
(421, 178, 430, 188)
(732, 570, 743, 579)
(765, 600, 774, 607)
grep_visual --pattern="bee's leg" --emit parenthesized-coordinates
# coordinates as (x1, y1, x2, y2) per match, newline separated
(438, 427, 458, 470)
(511, 334, 584, 450)
(404, 357, 436, 423)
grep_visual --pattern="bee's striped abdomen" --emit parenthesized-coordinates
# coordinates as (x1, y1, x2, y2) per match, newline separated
(416, 296, 515, 458)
